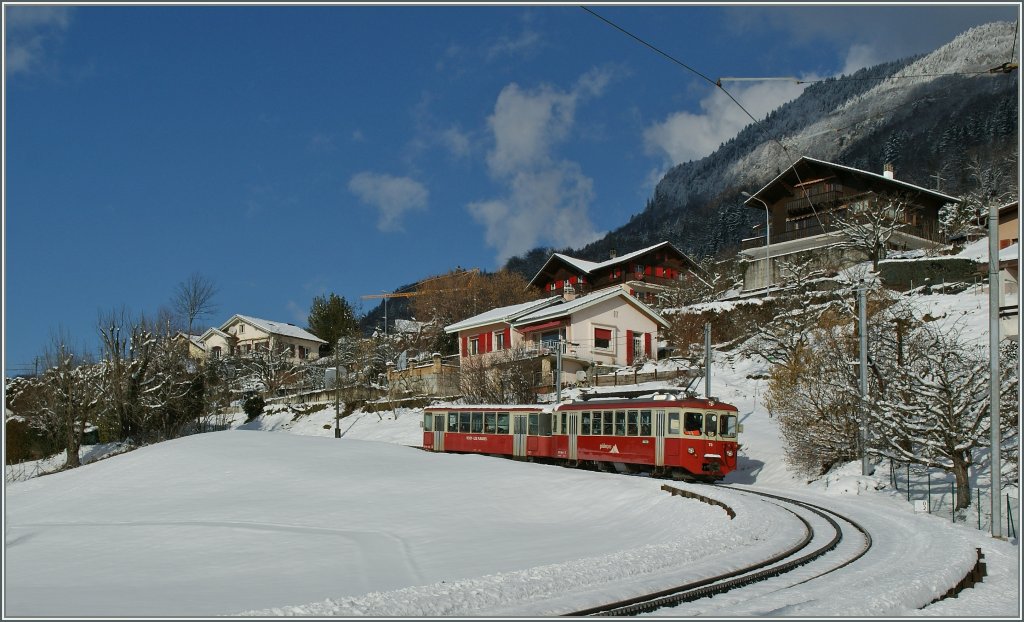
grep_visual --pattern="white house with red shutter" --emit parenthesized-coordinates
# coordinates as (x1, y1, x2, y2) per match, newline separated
(445, 285, 669, 390)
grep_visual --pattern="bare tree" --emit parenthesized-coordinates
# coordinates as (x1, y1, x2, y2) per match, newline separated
(939, 156, 1017, 245)
(459, 346, 539, 405)
(30, 330, 103, 469)
(872, 323, 1019, 509)
(172, 272, 219, 337)
(828, 192, 915, 272)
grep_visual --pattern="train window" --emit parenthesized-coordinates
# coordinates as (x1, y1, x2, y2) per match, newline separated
(540, 413, 553, 436)
(559, 413, 566, 435)
(448, 413, 459, 432)
(720, 414, 737, 437)
(704, 413, 718, 436)
(627, 411, 639, 436)
(528, 414, 539, 435)
(639, 410, 652, 436)
(581, 412, 591, 435)
(497, 413, 510, 434)
(668, 412, 680, 435)
(484, 412, 497, 434)
(471, 412, 483, 433)
(684, 412, 702, 435)
(592, 412, 603, 435)
(603, 411, 614, 435)
(615, 410, 626, 436)
(423, 414, 433, 432)
(458, 412, 470, 433)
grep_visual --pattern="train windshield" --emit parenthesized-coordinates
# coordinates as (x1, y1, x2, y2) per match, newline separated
(683, 412, 702, 435)
(720, 414, 738, 437)
(423, 414, 433, 431)
(704, 413, 718, 436)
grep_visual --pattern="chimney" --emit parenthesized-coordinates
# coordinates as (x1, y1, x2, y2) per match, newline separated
(883, 163, 895, 179)
(609, 248, 617, 259)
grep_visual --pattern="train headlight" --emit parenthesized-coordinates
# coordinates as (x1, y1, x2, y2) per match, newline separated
(687, 447, 695, 455)
(726, 450, 734, 457)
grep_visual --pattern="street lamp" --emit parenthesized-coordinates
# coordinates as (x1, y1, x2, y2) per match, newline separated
(742, 191, 771, 296)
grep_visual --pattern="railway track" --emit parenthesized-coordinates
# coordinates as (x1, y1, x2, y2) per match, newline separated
(564, 485, 872, 616)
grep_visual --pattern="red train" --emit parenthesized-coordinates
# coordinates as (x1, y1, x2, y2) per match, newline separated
(422, 390, 741, 481)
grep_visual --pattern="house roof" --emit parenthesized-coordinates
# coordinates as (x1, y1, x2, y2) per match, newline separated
(219, 314, 327, 343)
(198, 327, 231, 343)
(744, 156, 961, 208)
(512, 286, 670, 329)
(444, 296, 563, 334)
(528, 241, 701, 288)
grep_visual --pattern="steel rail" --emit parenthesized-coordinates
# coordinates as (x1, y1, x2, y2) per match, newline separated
(564, 486, 871, 616)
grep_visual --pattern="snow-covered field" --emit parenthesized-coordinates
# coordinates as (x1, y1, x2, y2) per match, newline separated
(4, 246, 1020, 617)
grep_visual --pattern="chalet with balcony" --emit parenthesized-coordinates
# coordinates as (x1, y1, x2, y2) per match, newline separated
(528, 241, 706, 306)
(445, 285, 669, 391)
(738, 156, 959, 294)
(198, 314, 326, 361)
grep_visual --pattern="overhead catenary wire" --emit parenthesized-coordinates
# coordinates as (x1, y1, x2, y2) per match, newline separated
(579, 6, 828, 234)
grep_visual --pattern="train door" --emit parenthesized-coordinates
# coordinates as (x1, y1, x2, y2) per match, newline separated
(432, 413, 445, 452)
(654, 409, 666, 466)
(512, 413, 529, 457)
(567, 412, 578, 460)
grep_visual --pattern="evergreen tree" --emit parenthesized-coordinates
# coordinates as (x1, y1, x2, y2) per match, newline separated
(308, 293, 359, 355)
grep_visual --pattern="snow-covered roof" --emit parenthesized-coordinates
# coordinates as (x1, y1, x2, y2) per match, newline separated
(999, 242, 1018, 262)
(393, 319, 424, 334)
(528, 241, 698, 287)
(220, 314, 327, 343)
(512, 286, 670, 329)
(444, 296, 563, 334)
(198, 327, 231, 343)
(746, 155, 961, 206)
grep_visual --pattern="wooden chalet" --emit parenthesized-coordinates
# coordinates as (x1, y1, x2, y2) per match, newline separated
(527, 241, 706, 306)
(739, 156, 960, 294)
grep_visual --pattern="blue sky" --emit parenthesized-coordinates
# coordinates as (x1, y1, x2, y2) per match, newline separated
(3, 2, 1018, 372)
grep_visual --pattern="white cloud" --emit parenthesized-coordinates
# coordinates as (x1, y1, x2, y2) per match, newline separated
(348, 172, 429, 232)
(643, 79, 809, 166)
(841, 43, 885, 76)
(486, 68, 613, 176)
(469, 164, 601, 264)
(486, 29, 542, 61)
(441, 126, 471, 159)
(470, 69, 613, 263)
(5, 6, 72, 75)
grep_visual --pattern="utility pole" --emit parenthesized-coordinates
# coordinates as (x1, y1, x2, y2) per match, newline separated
(704, 322, 712, 398)
(858, 281, 871, 476)
(334, 338, 342, 438)
(988, 197, 1003, 538)
(555, 337, 578, 403)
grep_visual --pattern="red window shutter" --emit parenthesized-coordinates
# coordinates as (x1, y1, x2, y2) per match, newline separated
(644, 332, 652, 357)
(645, 266, 652, 276)
(503, 327, 511, 349)
(461, 335, 468, 356)
(595, 328, 612, 340)
(569, 276, 577, 284)
(485, 332, 492, 353)
(655, 266, 664, 277)
(626, 330, 634, 365)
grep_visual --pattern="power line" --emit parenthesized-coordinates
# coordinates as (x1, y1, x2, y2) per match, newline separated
(579, 6, 825, 231)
